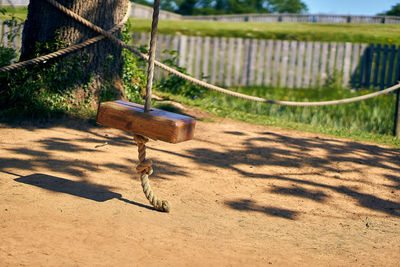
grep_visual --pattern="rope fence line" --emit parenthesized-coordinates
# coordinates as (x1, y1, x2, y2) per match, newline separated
(1, 0, 399, 107)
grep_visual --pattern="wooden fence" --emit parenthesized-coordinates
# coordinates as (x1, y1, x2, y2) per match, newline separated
(132, 32, 400, 89)
(1, 19, 399, 90)
(184, 14, 400, 24)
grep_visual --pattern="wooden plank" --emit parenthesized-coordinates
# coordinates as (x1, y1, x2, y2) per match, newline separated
(226, 38, 235, 86)
(380, 44, 389, 89)
(256, 40, 266, 86)
(373, 44, 381, 88)
(194, 36, 202, 79)
(264, 40, 274, 86)
(342, 42, 352, 87)
(241, 38, 250, 85)
(350, 43, 360, 88)
(187, 36, 195, 75)
(296, 41, 305, 88)
(210, 37, 219, 84)
(328, 42, 337, 78)
(202, 36, 210, 81)
(320, 42, 329, 86)
(387, 45, 396, 86)
(218, 37, 226, 85)
(178, 35, 187, 68)
(303, 41, 313, 88)
(287, 41, 297, 88)
(280, 40, 289, 87)
(97, 100, 196, 144)
(358, 44, 368, 87)
(234, 38, 243, 86)
(311, 42, 321, 87)
(248, 39, 258, 86)
(336, 43, 344, 79)
(272, 40, 282, 87)
(364, 44, 372, 88)
(395, 45, 400, 84)
(140, 32, 148, 47)
(163, 34, 171, 61)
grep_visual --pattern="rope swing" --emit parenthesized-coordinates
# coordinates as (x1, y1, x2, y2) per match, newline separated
(132, 0, 171, 212)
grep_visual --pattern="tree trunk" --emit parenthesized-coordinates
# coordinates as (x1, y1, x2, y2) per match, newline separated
(20, 0, 128, 106)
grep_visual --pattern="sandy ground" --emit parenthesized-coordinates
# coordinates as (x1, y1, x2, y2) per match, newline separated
(1, 109, 400, 266)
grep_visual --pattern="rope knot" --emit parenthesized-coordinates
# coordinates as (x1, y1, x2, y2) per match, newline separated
(136, 159, 153, 175)
(134, 134, 149, 144)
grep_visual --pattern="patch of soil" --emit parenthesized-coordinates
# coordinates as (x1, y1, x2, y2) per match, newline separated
(1, 113, 400, 266)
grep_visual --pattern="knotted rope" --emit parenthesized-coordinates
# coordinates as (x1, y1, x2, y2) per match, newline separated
(133, 134, 171, 212)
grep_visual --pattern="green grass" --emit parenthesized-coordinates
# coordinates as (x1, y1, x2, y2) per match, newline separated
(155, 87, 400, 148)
(130, 18, 400, 45)
(1, 8, 399, 44)
(0, 7, 27, 21)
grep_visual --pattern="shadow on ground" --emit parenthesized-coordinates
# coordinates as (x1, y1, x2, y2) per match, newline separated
(1, 118, 400, 218)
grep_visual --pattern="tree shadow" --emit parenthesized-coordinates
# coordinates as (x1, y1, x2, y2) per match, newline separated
(225, 199, 298, 220)
(14, 173, 155, 211)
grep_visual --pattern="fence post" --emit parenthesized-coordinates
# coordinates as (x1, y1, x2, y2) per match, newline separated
(395, 89, 400, 137)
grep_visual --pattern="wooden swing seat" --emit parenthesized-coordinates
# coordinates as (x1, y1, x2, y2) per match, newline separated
(96, 100, 195, 143)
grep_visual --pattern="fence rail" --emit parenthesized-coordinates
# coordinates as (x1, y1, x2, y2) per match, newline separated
(1, 19, 399, 90)
(183, 13, 400, 24)
(132, 32, 400, 89)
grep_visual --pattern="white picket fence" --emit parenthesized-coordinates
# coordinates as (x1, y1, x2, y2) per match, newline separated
(132, 32, 400, 89)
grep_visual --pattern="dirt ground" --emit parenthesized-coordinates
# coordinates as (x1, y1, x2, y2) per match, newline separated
(1, 108, 400, 266)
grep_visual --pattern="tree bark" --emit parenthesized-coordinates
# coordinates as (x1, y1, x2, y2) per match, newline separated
(20, 0, 128, 105)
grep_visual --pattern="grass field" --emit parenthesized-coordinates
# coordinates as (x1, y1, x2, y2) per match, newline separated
(156, 87, 400, 148)
(130, 18, 400, 45)
(1, 8, 400, 45)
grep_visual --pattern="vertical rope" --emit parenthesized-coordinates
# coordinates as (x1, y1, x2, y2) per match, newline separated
(144, 0, 161, 112)
(134, 134, 171, 212)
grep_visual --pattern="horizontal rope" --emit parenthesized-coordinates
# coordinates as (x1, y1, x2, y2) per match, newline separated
(0, 2, 131, 73)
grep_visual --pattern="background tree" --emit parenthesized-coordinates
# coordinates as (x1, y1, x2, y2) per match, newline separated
(134, 0, 308, 15)
(381, 3, 400, 16)
(21, 0, 128, 104)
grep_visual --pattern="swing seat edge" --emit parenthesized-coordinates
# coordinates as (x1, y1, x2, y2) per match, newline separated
(96, 100, 195, 143)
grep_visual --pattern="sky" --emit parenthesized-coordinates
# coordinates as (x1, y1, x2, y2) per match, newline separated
(303, 0, 399, 15)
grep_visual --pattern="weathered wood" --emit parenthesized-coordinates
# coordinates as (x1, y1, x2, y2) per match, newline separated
(363, 44, 371, 87)
(287, 41, 297, 88)
(219, 37, 226, 84)
(272, 40, 282, 87)
(343, 42, 352, 87)
(336, 43, 344, 78)
(395, 45, 400, 83)
(373, 44, 381, 88)
(320, 42, 329, 86)
(264, 40, 273, 85)
(178, 35, 187, 68)
(226, 38, 235, 86)
(234, 38, 243, 86)
(387, 45, 396, 87)
(379, 44, 388, 89)
(350, 43, 360, 88)
(187, 36, 195, 75)
(296, 41, 305, 88)
(97, 100, 196, 143)
(211, 37, 219, 84)
(202, 36, 210, 81)
(280, 40, 289, 87)
(328, 42, 337, 78)
(303, 41, 313, 88)
(395, 90, 400, 137)
(311, 42, 321, 87)
(256, 40, 266, 86)
(241, 38, 250, 85)
(248, 39, 258, 85)
(194, 36, 202, 79)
